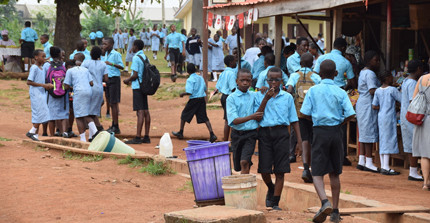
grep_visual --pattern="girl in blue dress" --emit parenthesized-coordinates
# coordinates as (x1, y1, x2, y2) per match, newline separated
(210, 34, 225, 81)
(64, 54, 98, 142)
(150, 24, 160, 60)
(145, 28, 151, 51)
(112, 29, 119, 50)
(372, 72, 401, 175)
(118, 29, 125, 54)
(355, 51, 381, 173)
(26, 50, 52, 141)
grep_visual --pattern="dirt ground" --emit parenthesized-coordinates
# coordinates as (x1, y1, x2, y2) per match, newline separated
(0, 76, 428, 222)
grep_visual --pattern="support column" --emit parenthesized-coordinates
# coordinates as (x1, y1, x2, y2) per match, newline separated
(274, 15, 283, 67)
(332, 8, 342, 42)
(202, 0, 208, 90)
(386, 0, 392, 70)
(325, 10, 332, 52)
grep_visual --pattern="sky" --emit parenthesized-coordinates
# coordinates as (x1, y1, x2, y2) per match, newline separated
(16, 0, 181, 8)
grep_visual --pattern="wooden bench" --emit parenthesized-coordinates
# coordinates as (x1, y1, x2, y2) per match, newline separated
(308, 205, 430, 216)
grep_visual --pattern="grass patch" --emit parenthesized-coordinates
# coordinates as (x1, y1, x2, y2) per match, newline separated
(63, 150, 82, 160)
(0, 86, 26, 100)
(153, 83, 185, 101)
(0, 143, 4, 147)
(341, 189, 352, 194)
(139, 160, 173, 176)
(129, 158, 145, 168)
(207, 105, 222, 110)
(117, 155, 133, 165)
(33, 145, 48, 151)
(63, 150, 103, 162)
(178, 180, 194, 192)
(110, 155, 118, 160)
(81, 154, 104, 162)
(0, 137, 12, 141)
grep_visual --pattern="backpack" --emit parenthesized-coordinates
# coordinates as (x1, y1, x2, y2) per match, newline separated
(406, 78, 429, 125)
(46, 61, 67, 98)
(294, 70, 315, 118)
(137, 55, 160, 95)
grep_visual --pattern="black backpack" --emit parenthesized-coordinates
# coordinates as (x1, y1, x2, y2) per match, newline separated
(137, 55, 160, 95)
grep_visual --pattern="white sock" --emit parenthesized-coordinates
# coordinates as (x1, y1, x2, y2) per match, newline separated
(409, 167, 423, 178)
(25, 64, 29, 71)
(213, 72, 218, 81)
(383, 154, 390, 170)
(125, 66, 128, 71)
(29, 127, 37, 134)
(88, 121, 97, 138)
(365, 157, 378, 171)
(379, 154, 384, 169)
(80, 133, 86, 142)
(358, 155, 365, 166)
(34, 134, 39, 139)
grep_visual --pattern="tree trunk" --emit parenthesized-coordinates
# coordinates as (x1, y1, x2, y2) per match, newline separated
(54, 0, 82, 57)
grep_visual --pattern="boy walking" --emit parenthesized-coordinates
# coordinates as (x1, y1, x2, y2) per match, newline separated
(300, 60, 355, 223)
(123, 40, 151, 144)
(286, 53, 321, 183)
(165, 24, 186, 82)
(172, 64, 217, 143)
(255, 67, 303, 210)
(20, 21, 38, 71)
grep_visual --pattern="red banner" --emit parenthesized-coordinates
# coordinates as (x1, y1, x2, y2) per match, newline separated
(238, 13, 244, 28)
(208, 12, 213, 27)
(224, 16, 229, 30)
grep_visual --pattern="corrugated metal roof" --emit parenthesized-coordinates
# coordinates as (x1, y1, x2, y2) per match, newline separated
(206, 0, 276, 9)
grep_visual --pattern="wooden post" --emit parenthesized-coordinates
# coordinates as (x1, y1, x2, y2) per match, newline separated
(202, 0, 208, 90)
(237, 21, 242, 70)
(274, 15, 283, 67)
(332, 8, 342, 43)
(386, 0, 392, 70)
(325, 10, 332, 52)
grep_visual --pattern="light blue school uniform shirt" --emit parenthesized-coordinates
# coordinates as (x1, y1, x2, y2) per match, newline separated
(372, 86, 401, 154)
(237, 59, 252, 72)
(130, 50, 146, 90)
(313, 49, 355, 87)
(186, 73, 206, 99)
(255, 90, 298, 127)
(216, 67, 237, 95)
(179, 34, 187, 53)
(255, 65, 289, 89)
(286, 67, 321, 88)
(103, 49, 124, 77)
(252, 56, 265, 79)
(225, 34, 242, 55)
(96, 31, 104, 38)
(43, 42, 52, 59)
(301, 79, 356, 126)
(21, 27, 38, 42)
(165, 32, 183, 49)
(28, 64, 50, 124)
(69, 50, 91, 61)
(286, 51, 301, 74)
(400, 78, 417, 153)
(64, 66, 93, 118)
(226, 90, 259, 131)
(89, 32, 96, 40)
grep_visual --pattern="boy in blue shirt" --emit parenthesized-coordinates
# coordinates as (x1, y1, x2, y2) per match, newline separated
(165, 24, 186, 82)
(215, 55, 237, 142)
(123, 40, 151, 144)
(20, 21, 38, 71)
(300, 60, 355, 223)
(40, 34, 52, 61)
(255, 67, 303, 211)
(172, 64, 217, 142)
(96, 30, 104, 45)
(89, 31, 96, 46)
(102, 37, 124, 134)
(227, 69, 272, 174)
(255, 53, 289, 90)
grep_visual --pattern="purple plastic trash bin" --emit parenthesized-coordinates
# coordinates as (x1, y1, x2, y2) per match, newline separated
(183, 141, 231, 202)
(186, 140, 211, 147)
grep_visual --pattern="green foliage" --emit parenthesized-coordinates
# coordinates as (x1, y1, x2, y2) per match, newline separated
(117, 155, 133, 165)
(81, 7, 116, 39)
(33, 12, 51, 37)
(63, 150, 104, 162)
(139, 160, 173, 176)
(0, 137, 12, 141)
(119, 9, 146, 33)
(0, 0, 22, 44)
(153, 83, 186, 101)
(81, 154, 104, 162)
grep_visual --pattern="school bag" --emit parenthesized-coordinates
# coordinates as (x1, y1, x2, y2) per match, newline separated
(294, 70, 315, 118)
(136, 55, 160, 95)
(46, 61, 67, 109)
(406, 78, 429, 125)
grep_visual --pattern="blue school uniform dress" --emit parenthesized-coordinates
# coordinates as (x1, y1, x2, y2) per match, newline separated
(286, 51, 301, 75)
(286, 67, 321, 88)
(64, 66, 93, 118)
(81, 60, 107, 116)
(211, 39, 225, 71)
(113, 33, 119, 49)
(118, 33, 125, 49)
(252, 55, 265, 80)
(146, 32, 152, 46)
(216, 67, 237, 95)
(356, 69, 381, 143)
(43, 62, 69, 120)
(313, 49, 355, 88)
(28, 65, 50, 124)
(123, 33, 129, 45)
(237, 59, 252, 72)
(225, 34, 242, 55)
(150, 30, 160, 51)
(125, 35, 137, 62)
(43, 42, 52, 59)
(372, 86, 402, 154)
(400, 78, 417, 153)
(69, 50, 91, 61)
(255, 65, 289, 89)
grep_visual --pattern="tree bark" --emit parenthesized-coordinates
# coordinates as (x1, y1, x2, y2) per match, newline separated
(54, 0, 82, 57)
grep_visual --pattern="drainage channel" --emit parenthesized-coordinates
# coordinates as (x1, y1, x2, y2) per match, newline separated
(22, 138, 430, 223)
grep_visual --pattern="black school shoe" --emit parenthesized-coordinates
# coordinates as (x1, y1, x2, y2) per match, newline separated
(302, 169, 313, 183)
(26, 132, 39, 141)
(356, 164, 365, 171)
(142, 135, 151, 143)
(107, 126, 121, 134)
(380, 168, 400, 175)
(67, 131, 78, 138)
(125, 137, 143, 144)
(209, 133, 217, 143)
(265, 190, 274, 208)
(363, 166, 380, 173)
(408, 176, 424, 181)
(330, 212, 342, 223)
(172, 131, 184, 139)
(313, 201, 333, 223)
(171, 74, 177, 82)
(54, 129, 60, 137)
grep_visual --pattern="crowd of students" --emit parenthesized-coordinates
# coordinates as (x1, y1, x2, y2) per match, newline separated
(21, 19, 430, 223)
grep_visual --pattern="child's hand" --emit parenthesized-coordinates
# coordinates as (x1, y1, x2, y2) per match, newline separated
(251, 112, 264, 121)
(44, 83, 54, 90)
(180, 92, 187, 98)
(259, 86, 269, 94)
(123, 79, 131, 85)
(164, 54, 167, 60)
(264, 88, 275, 99)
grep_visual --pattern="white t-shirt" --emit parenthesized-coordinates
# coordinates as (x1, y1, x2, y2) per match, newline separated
(243, 47, 260, 68)
(317, 38, 325, 50)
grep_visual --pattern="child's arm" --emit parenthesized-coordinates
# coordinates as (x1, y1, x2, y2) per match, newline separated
(26, 80, 53, 90)
(64, 84, 71, 91)
(180, 92, 191, 97)
(341, 114, 355, 126)
(291, 121, 303, 151)
(371, 91, 380, 110)
(372, 105, 379, 110)
(256, 88, 275, 113)
(124, 70, 139, 85)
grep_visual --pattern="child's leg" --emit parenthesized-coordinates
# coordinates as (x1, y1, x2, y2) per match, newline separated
(408, 154, 422, 179)
(136, 110, 144, 138)
(363, 143, 378, 171)
(223, 120, 230, 141)
(84, 116, 98, 139)
(91, 115, 102, 129)
(261, 173, 274, 192)
(273, 173, 285, 203)
(328, 173, 341, 210)
(383, 154, 390, 170)
(240, 160, 250, 174)
(178, 119, 186, 132)
(75, 117, 87, 142)
(144, 110, 151, 137)
(68, 108, 74, 133)
(60, 119, 68, 134)
(42, 122, 48, 135)
(48, 121, 55, 136)
(422, 158, 430, 186)
(111, 103, 119, 125)
(313, 176, 328, 201)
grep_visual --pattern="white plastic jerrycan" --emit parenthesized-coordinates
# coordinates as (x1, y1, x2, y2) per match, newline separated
(159, 133, 173, 157)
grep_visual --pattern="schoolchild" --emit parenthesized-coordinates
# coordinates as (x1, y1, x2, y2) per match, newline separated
(150, 25, 160, 60)
(64, 53, 98, 142)
(286, 52, 321, 183)
(69, 40, 90, 61)
(186, 28, 202, 69)
(43, 46, 69, 137)
(125, 28, 137, 72)
(96, 30, 104, 45)
(123, 28, 129, 51)
(200, 30, 213, 79)
(255, 53, 289, 90)
(255, 67, 303, 211)
(20, 21, 38, 71)
(172, 64, 217, 142)
(26, 50, 52, 141)
(40, 34, 52, 60)
(372, 72, 402, 175)
(118, 29, 125, 54)
(300, 60, 355, 223)
(123, 40, 151, 144)
(89, 31, 96, 46)
(227, 69, 270, 174)
(232, 48, 252, 72)
(81, 46, 108, 132)
(210, 33, 225, 81)
(215, 55, 237, 142)
(251, 45, 271, 86)
(112, 29, 119, 50)
(165, 24, 186, 82)
(400, 60, 424, 181)
(145, 28, 152, 51)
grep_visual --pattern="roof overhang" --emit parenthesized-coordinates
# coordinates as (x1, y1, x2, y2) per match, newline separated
(174, 0, 193, 19)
